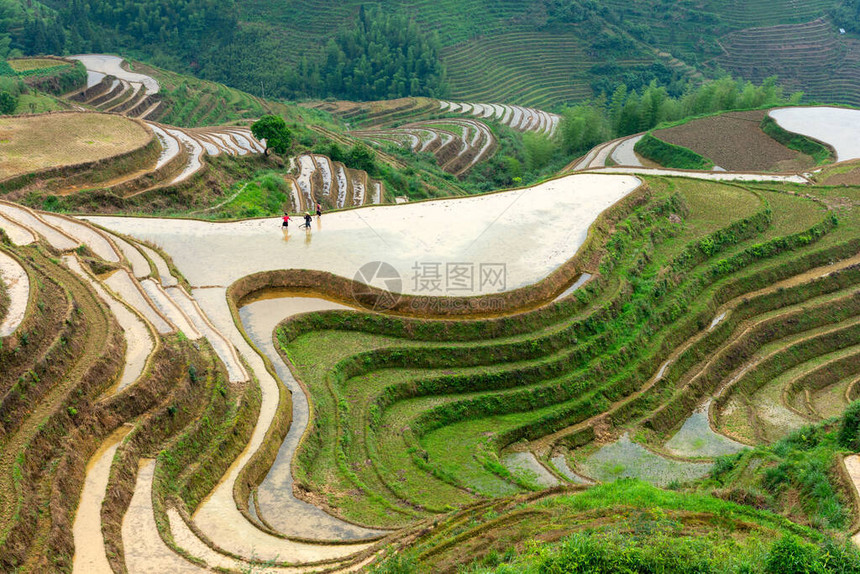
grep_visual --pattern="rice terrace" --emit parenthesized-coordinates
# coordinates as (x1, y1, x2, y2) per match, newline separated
(4, 1, 860, 572)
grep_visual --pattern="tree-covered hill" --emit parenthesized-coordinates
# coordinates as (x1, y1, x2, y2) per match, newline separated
(4, 0, 860, 108)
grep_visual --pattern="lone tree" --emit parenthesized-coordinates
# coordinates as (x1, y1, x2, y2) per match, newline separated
(251, 115, 292, 156)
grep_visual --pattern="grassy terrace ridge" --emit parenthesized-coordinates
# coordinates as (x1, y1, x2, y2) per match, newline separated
(634, 132, 714, 170)
(274, 178, 855, 527)
(368, 480, 850, 572)
(267, 180, 860, 542)
(6, 58, 72, 73)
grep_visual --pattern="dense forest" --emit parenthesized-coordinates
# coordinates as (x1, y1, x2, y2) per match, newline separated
(0, 0, 447, 101)
(267, 7, 447, 100)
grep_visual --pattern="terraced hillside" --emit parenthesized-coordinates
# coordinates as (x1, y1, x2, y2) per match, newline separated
(289, 153, 386, 210)
(354, 118, 496, 177)
(269, 177, 855, 527)
(65, 54, 295, 128)
(235, 0, 665, 109)
(4, 97, 860, 573)
(716, 18, 860, 106)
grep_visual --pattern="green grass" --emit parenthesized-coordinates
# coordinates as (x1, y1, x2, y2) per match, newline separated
(760, 115, 835, 165)
(280, 180, 784, 524)
(274, 179, 858, 543)
(12, 94, 64, 115)
(367, 479, 856, 573)
(635, 133, 714, 170)
(202, 173, 292, 220)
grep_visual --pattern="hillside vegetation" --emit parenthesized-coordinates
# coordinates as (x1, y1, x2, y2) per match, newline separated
(6, 0, 860, 108)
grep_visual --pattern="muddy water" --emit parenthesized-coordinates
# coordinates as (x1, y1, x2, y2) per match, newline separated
(0, 202, 78, 251)
(122, 460, 205, 573)
(665, 400, 746, 458)
(240, 295, 385, 539)
(137, 245, 178, 287)
(167, 286, 248, 383)
(709, 312, 728, 331)
(0, 250, 30, 338)
(770, 107, 860, 162)
(581, 434, 710, 487)
(0, 213, 35, 246)
(189, 288, 373, 562)
(42, 214, 120, 263)
(107, 234, 151, 278)
(550, 455, 592, 484)
(165, 129, 204, 184)
(147, 124, 180, 170)
(73, 426, 131, 574)
(70, 54, 160, 95)
(103, 271, 172, 334)
(501, 452, 559, 488)
(553, 273, 592, 302)
(64, 256, 153, 392)
(86, 173, 641, 294)
(610, 135, 644, 167)
(591, 166, 808, 184)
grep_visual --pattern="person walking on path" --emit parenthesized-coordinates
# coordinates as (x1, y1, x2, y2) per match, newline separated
(282, 212, 290, 229)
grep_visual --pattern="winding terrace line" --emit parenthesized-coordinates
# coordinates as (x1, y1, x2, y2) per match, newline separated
(0, 255, 118, 547)
(529, 250, 860, 457)
(64, 255, 154, 393)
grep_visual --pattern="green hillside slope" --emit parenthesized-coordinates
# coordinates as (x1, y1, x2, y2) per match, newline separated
(7, 0, 860, 110)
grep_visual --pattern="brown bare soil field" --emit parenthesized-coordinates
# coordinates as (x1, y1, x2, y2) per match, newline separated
(818, 161, 860, 186)
(653, 110, 813, 172)
(0, 113, 150, 179)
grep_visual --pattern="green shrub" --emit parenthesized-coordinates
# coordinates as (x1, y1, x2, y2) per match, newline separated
(760, 115, 834, 165)
(765, 535, 824, 574)
(634, 132, 714, 170)
(838, 401, 860, 451)
(0, 91, 17, 114)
